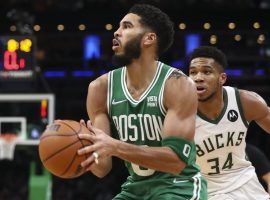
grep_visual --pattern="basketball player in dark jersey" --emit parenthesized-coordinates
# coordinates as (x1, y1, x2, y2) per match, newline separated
(78, 4, 207, 199)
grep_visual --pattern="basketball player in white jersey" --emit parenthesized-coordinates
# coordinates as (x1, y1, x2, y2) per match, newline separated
(188, 46, 270, 200)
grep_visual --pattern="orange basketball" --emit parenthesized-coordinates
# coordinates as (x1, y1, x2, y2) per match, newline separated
(38, 120, 92, 179)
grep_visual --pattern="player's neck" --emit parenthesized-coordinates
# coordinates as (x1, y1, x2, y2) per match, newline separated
(126, 57, 158, 87)
(125, 58, 158, 100)
(198, 89, 224, 120)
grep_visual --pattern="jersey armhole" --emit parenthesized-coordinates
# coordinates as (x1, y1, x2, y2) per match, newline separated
(107, 71, 113, 116)
(158, 68, 175, 116)
(234, 87, 249, 128)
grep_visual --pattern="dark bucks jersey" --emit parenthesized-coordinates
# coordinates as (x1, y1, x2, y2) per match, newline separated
(107, 62, 201, 182)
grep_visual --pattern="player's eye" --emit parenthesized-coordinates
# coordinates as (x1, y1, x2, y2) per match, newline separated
(125, 24, 131, 29)
(189, 71, 196, 75)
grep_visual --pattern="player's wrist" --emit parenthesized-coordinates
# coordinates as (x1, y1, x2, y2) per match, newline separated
(110, 139, 121, 157)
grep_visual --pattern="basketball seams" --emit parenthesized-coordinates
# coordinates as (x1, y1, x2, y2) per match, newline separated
(60, 151, 81, 177)
(73, 123, 93, 175)
(42, 139, 81, 162)
(40, 133, 78, 140)
(58, 120, 81, 134)
(61, 123, 90, 176)
(75, 123, 90, 161)
(39, 120, 92, 178)
(54, 121, 90, 176)
(40, 120, 81, 140)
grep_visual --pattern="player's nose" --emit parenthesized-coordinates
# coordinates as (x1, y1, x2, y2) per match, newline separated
(194, 72, 204, 82)
(114, 27, 121, 38)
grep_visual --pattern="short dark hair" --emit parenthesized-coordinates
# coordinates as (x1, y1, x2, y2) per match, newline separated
(189, 46, 228, 71)
(129, 4, 174, 57)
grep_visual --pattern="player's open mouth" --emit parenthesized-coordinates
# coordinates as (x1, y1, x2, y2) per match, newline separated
(197, 86, 207, 94)
(112, 39, 120, 50)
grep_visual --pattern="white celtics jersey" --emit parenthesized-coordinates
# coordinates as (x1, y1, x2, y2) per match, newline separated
(195, 86, 256, 195)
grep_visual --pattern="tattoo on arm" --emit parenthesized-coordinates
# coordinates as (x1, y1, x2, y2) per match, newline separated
(168, 70, 188, 79)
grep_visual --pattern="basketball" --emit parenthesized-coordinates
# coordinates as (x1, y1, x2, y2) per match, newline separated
(38, 120, 92, 179)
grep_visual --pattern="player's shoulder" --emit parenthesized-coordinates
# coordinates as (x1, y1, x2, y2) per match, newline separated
(164, 69, 197, 106)
(238, 89, 267, 106)
(87, 73, 109, 108)
(88, 73, 109, 93)
(238, 88, 268, 121)
(165, 69, 196, 93)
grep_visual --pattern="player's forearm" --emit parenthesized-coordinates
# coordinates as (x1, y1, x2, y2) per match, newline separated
(262, 172, 270, 183)
(112, 140, 186, 175)
(262, 172, 270, 193)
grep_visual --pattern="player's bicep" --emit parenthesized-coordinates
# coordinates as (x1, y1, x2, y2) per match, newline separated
(86, 81, 102, 120)
(240, 90, 270, 132)
(241, 90, 268, 120)
(163, 75, 197, 140)
(163, 108, 196, 140)
(86, 77, 111, 136)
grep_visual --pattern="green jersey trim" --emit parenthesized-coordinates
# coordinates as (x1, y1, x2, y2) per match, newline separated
(158, 68, 176, 116)
(107, 71, 113, 116)
(197, 88, 228, 124)
(121, 62, 163, 105)
(191, 173, 202, 200)
(235, 87, 249, 128)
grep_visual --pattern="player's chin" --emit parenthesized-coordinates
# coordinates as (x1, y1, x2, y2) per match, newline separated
(198, 95, 210, 102)
(113, 51, 123, 56)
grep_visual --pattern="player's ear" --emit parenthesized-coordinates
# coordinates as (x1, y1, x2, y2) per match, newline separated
(219, 73, 227, 85)
(143, 32, 156, 46)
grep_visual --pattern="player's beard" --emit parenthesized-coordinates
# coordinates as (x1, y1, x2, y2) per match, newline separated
(112, 33, 144, 67)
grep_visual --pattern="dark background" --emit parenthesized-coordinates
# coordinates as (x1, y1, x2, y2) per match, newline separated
(0, 0, 270, 199)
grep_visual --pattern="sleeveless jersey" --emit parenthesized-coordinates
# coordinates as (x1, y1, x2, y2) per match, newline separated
(107, 62, 201, 182)
(195, 86, 256, 195)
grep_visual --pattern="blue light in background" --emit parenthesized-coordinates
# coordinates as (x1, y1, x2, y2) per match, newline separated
(72, 70, 95, 77)
(225, 69, 243, 76)
(185, 34, 201, 55)
(84, 35, 101, 64)
(171, 59, 184, 69)
(255, 69, 265, 76)
(99, 69, 108, 75)
(44, 71, 66, 77)
(31, 128, 40, 139)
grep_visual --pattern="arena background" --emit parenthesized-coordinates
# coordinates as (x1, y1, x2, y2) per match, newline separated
(0, 0, 269, 199)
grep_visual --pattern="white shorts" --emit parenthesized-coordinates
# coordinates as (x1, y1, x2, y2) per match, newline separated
(209, 174, 270, 200)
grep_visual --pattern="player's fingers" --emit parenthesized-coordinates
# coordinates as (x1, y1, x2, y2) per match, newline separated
(87, 122, 103, 136)
(86, 120, 95, 133)
(80, 119, 86, 127)
(82, 151, 100, 168)
(77, 142, 96, 155)
(78, 133, 96, 142)
(87, 120, 93, 126)
(81, 154, 95, 167)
